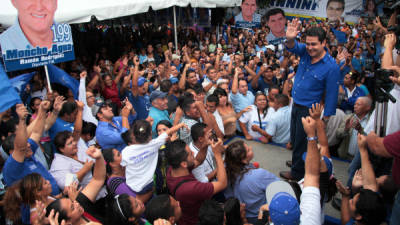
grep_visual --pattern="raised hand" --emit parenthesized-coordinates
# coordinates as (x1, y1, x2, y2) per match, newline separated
(53, 96, 66, 113)
(40, 100, 51, 111)
(86, 145, 102, 159)
(75, 100, 84, 111)
(301, 116, 316, 137)
(309, 103, 323, 120)
(286, 18, 300, 40)
(80, 71, 87, 79)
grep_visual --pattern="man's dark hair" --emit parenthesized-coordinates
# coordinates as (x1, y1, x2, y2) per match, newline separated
(160, 80, 172, 92)
(81, 121, 97, 137)
(58, 101, 77, 117)
(178, 92, 194, 108)
(305, 27, 327, 43)
(206, 67, 216, 74)
(54, 131, 73, 152)
(355, 188, 386, 225)
(181, 98, 195, 115)
(2, 134, 16, 155)
(144, 194, 175, 224)
(213, 88, 227, 97)
(206, 94, 219, 106)
(326, 0, 345, 10)
(268, 84, 280, 93)
(198, 200, 224, 225)
(193, 83, 205, 95)
(275, 94, 289, 106)
(349, 71, 359, 83)
(265, 8, 285, 22)
(191, 123, 207, 143)
(165, 140, 188, 169)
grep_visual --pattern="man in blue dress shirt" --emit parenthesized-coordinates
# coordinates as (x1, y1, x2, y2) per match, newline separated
(95, 100, 136, 151)
(280, 19, 340, 181)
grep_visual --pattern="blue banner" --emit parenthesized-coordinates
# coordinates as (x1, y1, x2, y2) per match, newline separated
(47, 64, 79, 99)
(0, 64, 22, 112)
(10, 72, 35, 94)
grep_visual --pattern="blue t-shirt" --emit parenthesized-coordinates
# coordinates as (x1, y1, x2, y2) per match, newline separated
(49, 117, 74, 140)
(3, 139, 60, 196)
(128, 92, 150, 120)
(149, 107, 171, 138)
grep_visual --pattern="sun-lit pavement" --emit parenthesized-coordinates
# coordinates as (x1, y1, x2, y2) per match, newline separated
(226, 137, 350, 221)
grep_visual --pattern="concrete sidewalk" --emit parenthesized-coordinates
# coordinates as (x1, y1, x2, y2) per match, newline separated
(226, 137, 350, 221)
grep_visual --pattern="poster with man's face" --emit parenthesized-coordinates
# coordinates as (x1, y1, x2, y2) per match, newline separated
(0, 0, 75, 72)
(235, 0, 261, 28)
(326, 0, 345, 22)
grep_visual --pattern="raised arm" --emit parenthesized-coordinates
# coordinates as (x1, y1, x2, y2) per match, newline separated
(178, 64, 190, 91)
(358, 134, 378, 192)
(114, 57, 128, 85)
(302, 116, 320, 188)
(30, 101, 50, 144)
(12, 104, 29, 163)
(210, 139, 227, 194)
(44, 96, 65, 132)
(72, 101, 84, 142)
(285, 18, 300, 49)
(231, 68, 240, 94)
(131, 56, 141, 97)
(81, 146, 106, 202)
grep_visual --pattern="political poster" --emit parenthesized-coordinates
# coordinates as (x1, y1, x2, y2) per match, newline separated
(268, 0, 363, 24)
(234, 0, 262, 29)
(0, 0, 75, 72)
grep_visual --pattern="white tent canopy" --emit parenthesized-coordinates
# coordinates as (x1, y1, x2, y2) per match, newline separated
(0, 0, 240, 27)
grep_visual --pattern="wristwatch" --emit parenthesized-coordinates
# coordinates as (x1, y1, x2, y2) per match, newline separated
(307, 136, 318, 141)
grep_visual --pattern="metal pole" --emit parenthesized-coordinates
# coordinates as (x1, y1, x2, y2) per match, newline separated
(173, 6, 178, 52)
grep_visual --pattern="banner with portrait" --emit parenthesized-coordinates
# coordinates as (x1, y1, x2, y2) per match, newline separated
(268, 0, 363, 24)
(0, 0, 75, 72)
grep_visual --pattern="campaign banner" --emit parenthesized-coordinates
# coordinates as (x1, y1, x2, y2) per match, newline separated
(268, 0, 363, 24)
(0, 1, 75, 72)
(234, 0, 262, 29)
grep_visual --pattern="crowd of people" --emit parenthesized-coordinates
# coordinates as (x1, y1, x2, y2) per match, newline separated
(1, 3, 400, 225)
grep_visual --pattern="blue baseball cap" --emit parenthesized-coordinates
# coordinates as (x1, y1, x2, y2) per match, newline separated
(302, 152, 333, 176)
(266, 181, 300, 225)
(269, 192, 300, 225)
(150, 90, 167, 102)
(138, 77, 147, 86)
(169, 77, 179, 84)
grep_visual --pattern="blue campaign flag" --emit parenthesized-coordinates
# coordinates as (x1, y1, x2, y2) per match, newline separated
(10, 72, 35, 94)
(47, 64, 79, 99)
(331, 28, 347, 44)
(0, 63, 22, 112)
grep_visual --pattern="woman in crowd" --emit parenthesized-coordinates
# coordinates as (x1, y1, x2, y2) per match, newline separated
(50, 131, 95, 192)
(4, 173, 54, 224)
(239, 92, 273, 143)
(46, 146, 107, 224)
(103, 148, 137, 198)
(214, 88, 250, 138)
(224, 140, 279, 224)
(99, 57, 128, 109)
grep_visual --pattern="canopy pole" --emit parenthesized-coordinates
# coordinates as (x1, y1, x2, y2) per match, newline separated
(173, 6, 178, 52)
(44, 65, 52, 93)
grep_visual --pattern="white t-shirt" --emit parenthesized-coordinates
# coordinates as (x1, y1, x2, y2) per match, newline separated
(239, 105, 274, 139)
(189, 142, 215, 183)
(300, 186, 321, 225)
(121, 132, 168, 192)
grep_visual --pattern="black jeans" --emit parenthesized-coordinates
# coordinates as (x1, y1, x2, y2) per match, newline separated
(290, 103, 310, 180)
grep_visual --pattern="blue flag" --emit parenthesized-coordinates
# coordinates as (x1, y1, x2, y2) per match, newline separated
(0, 64, 22, 112)
(10, 72, 35, 94)
(47, 64, 79, 99)
(331, 28, 347, 45)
